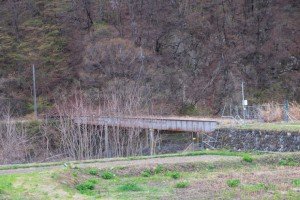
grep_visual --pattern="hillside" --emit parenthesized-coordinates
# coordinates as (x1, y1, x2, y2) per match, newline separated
(0, 0, 299, 116)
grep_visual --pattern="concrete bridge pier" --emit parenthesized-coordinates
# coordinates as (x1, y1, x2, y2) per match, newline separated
(104, 124, 109, 157)
(149, 129, 155, 155)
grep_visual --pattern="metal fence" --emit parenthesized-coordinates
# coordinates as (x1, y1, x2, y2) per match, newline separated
(221, 102, 290, 122)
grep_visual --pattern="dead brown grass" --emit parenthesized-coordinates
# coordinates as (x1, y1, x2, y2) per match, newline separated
(258, 102, 300, 122)
(289, 102, 300, 120)
(258, 103, 283, 122)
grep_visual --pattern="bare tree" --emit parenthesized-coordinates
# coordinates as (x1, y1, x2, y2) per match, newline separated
(70, 0, 94, 29)
(6, 0, 24, 40)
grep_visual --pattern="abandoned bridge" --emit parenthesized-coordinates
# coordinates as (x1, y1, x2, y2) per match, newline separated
(74, 116, 219, 156)
(74, 116, 219, 132)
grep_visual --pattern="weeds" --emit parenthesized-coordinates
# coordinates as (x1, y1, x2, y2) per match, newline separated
(154, 164, 164, 174)
(88, 168, 98, 176)
(72, 172, 78, 178)
(141, 169, 152, 177)
(258, 103, 283, 122)
(279, 158, 298, 166)
(207, 164, 215, 171)
(289, 102, 300, 120)
(227, 179, 240, 187)
(292, 179, 300, 187)
(101, 171, 115, 179)
(118, 183, 142, 192)
(75, 179, 98, 195)
(51, 173, 59, 179)
(175, 181, 189, 188)
(168, 171, 180, 179)
(242, 154, 253, 163)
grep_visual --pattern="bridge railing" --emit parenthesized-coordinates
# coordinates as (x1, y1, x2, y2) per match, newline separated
(74, 116, 219, 132)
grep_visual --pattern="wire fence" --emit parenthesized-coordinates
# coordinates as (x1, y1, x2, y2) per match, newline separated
(221, 102, 295, 123)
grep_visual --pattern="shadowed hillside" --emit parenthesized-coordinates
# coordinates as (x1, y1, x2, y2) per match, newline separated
(0, 0, 299, 116)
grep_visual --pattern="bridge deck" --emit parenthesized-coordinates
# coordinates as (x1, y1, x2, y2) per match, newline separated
(75, 116, 219, 132)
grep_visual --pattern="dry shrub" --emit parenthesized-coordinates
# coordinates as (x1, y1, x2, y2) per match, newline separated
(289, 102, 300, 121)
(0, 107, 30, 164)
(54, 88, 157, 160)
(258, 103, 283, 122)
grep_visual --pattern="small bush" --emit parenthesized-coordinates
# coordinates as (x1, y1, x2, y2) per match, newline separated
(76, 179, 98, 195)
(242, 154, 253, 163)
(227, 179, 240, 187)
(292, 179, 300, 187)
(101, 171, 115, 179)
(168, 171, 180, 179)
(279, 158, 297, 166)
(154, 164, 164, 174)
(175, 181, 189, 188)
(88, 168, 98, 176)
(118, 183, 142, 192)
(141, 169, 152, 177)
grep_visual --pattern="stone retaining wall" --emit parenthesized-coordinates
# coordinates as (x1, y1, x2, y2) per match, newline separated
(210, 129, 300, 152)
(156, 129, 300, 153)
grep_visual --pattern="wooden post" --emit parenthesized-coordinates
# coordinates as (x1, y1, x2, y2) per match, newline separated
(149, 129, 155, 155)
(104, 125, 109, 157)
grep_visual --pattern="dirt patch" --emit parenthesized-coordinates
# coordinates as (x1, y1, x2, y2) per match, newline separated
(169, 166, 300, 200)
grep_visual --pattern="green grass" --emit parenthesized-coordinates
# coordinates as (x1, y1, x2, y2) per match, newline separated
(118, 183, 143, 192)
(292, 179, 300, 187)
(227, 179, 241, 187)
(241, 183, 269, 192)
(0, 171, 81, 199)
(279, 158, 298, 166)
(235, 122, 300, 132)
(175, 181, 189, 188)
(242, 154, 253, 163)
(0, 175, 15, 195)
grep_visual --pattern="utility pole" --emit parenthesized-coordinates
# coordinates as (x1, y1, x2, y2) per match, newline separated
(32, 64, 38, 119)
(241, 81, 246, 120)
(283, 99, 289, 122)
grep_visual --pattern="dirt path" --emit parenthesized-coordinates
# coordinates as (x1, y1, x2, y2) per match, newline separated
(0, 155, 240, 175)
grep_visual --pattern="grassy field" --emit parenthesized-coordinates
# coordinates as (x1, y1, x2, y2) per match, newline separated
(235, 122, 300, 132)
(0, 150, 260, 171)
(0, 151, 299, 200)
